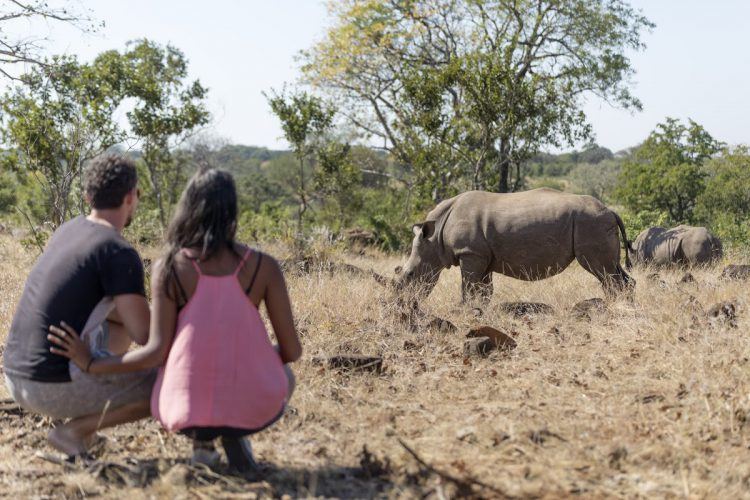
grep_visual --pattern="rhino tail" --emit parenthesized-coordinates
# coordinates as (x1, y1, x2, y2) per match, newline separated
(614, 212, 633, 270)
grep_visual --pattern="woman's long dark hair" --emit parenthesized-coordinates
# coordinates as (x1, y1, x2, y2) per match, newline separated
(159, 168, 239, 295)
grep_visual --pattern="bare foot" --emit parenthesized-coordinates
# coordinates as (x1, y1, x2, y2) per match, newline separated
(48, 425, 88, 456)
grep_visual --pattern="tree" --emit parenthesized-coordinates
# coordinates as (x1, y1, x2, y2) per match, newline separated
(615, 118, 724, 223)
(265, 88, 335, 234)
(0, 1, 100, 80)
(0, 55, 125, 227)
(122, 39, 210, 228)
(303, 0, 653, 196)
(696, 146, 750, 244)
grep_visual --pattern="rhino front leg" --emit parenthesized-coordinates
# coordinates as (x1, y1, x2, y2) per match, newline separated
(460, 255, 492, 303)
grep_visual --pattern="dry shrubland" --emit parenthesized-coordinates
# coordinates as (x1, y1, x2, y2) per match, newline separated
(1, 234, 750, 498)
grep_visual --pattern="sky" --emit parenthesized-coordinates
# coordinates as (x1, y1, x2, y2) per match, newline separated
(11, 0, 750, 152)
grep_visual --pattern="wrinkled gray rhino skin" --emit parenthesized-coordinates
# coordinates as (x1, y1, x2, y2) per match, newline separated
(399, 189, 633, 301)
(630, 225, 722, 267)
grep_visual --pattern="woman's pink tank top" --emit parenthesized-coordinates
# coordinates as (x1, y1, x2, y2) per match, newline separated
(151, 248, 288, 432)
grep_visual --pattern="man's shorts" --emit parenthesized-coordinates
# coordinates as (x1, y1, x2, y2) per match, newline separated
(3, 322, 155, 420)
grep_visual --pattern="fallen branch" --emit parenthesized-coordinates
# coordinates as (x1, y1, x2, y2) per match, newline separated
(397, 438, 512, 499)
(335, 262, 398, 288)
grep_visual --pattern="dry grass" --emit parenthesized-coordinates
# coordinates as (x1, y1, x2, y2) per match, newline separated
(1, 234, 750, 498)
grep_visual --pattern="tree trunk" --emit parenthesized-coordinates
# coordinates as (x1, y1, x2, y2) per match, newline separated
(497, 140, 511, 193)
(297, 155, 306, 236)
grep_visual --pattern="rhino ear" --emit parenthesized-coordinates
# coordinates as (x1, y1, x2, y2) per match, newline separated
(421, 221, 436, 239)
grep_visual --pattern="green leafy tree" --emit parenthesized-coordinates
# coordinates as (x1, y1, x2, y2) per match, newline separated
(315, 141, 363, 227)
(122, 39, 210, 228)
(304, 0, 653, 195)
(265, 88, 335, 234)
(0, 55, 125, 227)
(696, 146, 750, 245)
(616, 118, 724, 223)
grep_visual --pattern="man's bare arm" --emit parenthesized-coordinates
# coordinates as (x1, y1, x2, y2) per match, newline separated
(112, 294, 150, 345)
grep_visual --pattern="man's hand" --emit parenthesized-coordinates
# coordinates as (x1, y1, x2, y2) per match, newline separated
(48, 322, 93, 372)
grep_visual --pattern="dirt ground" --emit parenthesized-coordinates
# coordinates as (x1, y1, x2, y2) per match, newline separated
(1, 234, 750, 499)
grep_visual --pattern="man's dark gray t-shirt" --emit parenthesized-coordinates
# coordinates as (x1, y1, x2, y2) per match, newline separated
(3, 216, 145, 382)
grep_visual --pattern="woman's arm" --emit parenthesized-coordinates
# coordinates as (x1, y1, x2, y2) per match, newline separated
(49, 259, 178, 374)
(264, 257, 302, 364)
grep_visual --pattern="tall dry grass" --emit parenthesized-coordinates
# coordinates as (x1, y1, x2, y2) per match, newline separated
(1, 234, 749, 498)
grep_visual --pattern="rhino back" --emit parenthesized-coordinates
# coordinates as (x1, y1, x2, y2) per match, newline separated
(441, 189, 609, 272)
(680, 226, 723, 264)
(634, 225, 721, 266)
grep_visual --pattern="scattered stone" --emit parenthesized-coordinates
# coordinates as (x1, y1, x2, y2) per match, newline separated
(464, 326, 517, 357)
(679, 272, 695, 284)
(467, 325, 518, 349)
(707, 300, 738, 328)
(456, 427, 478, 444)
(499, 301, 554, 318)
(425, 315, 457, 333)
(319, 355, 384, 374)
(471, 307, 484, 318)
(721, 264, 750, 281)
(464, 337, 496, 357)
(570, 298, 607, 321)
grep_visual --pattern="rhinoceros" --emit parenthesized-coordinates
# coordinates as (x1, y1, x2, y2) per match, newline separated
(397, 189, 633, 301)
(629, 225, 722, 268)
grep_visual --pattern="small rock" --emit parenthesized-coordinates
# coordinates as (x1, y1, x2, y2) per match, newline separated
(464, 337, 496, 357)
(466, 325, 518, 350)
(456, 427, 478, 443)
(721, 264, 750, 281)
(499, 301, 554, 318)
(707, 300, 738, 327)
(425, 315, 457, 333)
(471, 307, 484, 318)
(570, 298, 607, 321)
(679, 272, 695, 284)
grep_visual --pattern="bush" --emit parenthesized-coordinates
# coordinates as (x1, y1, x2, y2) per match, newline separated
(569, 160, 620, 202)
(619, 209, 669, 239)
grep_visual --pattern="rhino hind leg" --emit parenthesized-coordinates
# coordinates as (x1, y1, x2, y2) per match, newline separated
(577, 255, 634, 298)
(460, 255, 493, 303)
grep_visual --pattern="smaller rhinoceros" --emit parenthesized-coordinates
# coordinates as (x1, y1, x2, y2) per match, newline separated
(630, 225, 722, 267)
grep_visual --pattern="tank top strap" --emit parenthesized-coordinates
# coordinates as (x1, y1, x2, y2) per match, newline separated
(180, 248, 202, 275)
(234, 247, 253, 276)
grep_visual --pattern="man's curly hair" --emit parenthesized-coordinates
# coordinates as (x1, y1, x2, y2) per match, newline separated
(84, 154, 138, 209)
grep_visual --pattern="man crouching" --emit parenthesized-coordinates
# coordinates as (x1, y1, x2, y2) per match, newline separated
(3, 154, 154, 459)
